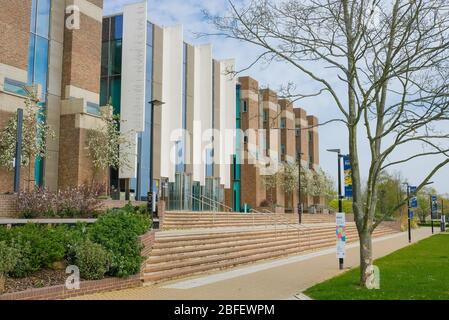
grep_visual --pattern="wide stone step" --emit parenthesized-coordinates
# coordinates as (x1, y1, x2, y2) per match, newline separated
(152, 227, 357, 251)
(155, 224, 352, 245)
(147, 227, 371, 265)
(142, 228, 397, 282)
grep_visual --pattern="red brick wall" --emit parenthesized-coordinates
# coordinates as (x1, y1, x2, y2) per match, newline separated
(0, 194, 18, 218)
(0, 275, 142, 300)
(62, 12, 102, 97)
(58, 115, 107, 190)
(0, 0, 32, 70)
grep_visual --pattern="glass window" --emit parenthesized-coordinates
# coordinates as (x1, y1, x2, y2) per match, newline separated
(102, 17, 110, 42)
(30, 0, 37, 33)
(281, 144, 286, 155)
(86, 102, 101, 116)
(27, 36, 36, 86)
(33, 35, 49, 99)
(147, 22, 154, 46)
(263, 110, 268, 122)
(280, 118, 286, 128)
(111, 15, 123, 40)
(109, 76, 121, 115)
(101, 41, 110, 77)
(36, 0, 51, 38)
(4, 78, 28, 96)
(110, 39, 122, 76)
(296, 128, 300, 136)
(206, 148, 214, 177)
(100, 78, 108, 106)
(242, 100, 248, 112)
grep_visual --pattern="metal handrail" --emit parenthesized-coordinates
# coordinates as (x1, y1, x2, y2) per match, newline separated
(187, 194, 219, 212)
(180, 195, 313, 251)
(200, 195, 233, 212)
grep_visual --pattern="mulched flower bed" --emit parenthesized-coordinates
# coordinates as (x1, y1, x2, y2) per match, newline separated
(4, 269, 67, 294)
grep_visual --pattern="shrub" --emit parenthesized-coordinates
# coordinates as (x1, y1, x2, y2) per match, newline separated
(259, 199, 270, 207)
(0, 241, 20, 293)
(56, 184, 104, 218)
(18, 188, 57, 218)
(73, 240, 110, 280)
(17, 185, 105, 218)
(6, 224, 67, 277)
(90, 211, 151, 277)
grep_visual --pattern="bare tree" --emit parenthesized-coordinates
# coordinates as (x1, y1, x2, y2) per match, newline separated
(205, 0, 449, 286)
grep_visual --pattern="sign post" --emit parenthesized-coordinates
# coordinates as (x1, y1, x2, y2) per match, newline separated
(407, 186, 417, 243)
(441, 199, 446, 232)
(336, 212, 346, 270)
(431, 195, 438, 234)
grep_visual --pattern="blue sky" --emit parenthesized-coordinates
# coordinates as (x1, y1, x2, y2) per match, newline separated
(104, 0, 449, 195)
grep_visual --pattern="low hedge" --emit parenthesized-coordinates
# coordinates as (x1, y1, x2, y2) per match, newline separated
(0, 204, 151, 281)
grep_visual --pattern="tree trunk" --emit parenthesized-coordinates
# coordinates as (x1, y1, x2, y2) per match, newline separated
(0, 274, 5, 295)
(359, 229, 373, 286)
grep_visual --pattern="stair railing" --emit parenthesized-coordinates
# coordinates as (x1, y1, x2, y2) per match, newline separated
(247, 207, 314, 252)
(179, 195, 315, 251)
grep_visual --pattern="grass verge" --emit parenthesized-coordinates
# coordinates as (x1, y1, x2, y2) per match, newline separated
(305, 234, 449, 300)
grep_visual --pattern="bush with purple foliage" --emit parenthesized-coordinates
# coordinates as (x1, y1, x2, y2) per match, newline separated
(18, 184, 105, 218)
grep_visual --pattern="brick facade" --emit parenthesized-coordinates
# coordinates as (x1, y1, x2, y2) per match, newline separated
(233, 76, 323, 212)
(0, 194, 18, 218)
(61, 12, 102, 97)
(0, 0, 105, 194)
(0, 0, 32, 70)
(58, 114, 107, 190)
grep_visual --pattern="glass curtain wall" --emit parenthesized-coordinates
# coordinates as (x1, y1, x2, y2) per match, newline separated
(233, 84, 242, 212)
(100, 15, 123, 198)
(28, 0, 51, 186)
(168, 43, 191, 210)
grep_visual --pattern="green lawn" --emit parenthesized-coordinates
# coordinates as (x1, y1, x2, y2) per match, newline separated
(305, 234, 449, 300)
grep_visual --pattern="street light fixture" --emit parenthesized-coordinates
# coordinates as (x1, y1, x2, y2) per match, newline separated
(403, 181, 433, 243)
(148, 99, 165, 223)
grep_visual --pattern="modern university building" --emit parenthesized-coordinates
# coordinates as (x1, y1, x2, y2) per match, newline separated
(0, 0, 324, 213)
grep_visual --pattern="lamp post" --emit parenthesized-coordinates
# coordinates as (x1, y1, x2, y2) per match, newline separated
(327, 148, 344, 270)
(14, 108, 24, 193)
(403, 182, 412, 243)
(430, 195, 434, 234)
(297, 152, 304, 224)
(403, 181, 433, 242)
(148, 99, 165, 220)
(326, 149, 343, 213)
(441, 199, 446, 232)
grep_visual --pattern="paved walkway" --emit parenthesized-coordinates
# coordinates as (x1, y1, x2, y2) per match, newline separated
(72, 227, 437, 300)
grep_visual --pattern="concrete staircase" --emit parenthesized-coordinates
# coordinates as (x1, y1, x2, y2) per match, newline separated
(162, 212, 336, 230)
(143, 222, 399, 283)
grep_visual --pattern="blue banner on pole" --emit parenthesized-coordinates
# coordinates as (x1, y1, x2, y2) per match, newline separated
(343, 155, 352, 198)
(431, 195, 438, 219)
(410, 196, 418, 209)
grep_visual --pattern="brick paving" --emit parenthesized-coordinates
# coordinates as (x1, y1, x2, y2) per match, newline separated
(70, 227, 436, 300)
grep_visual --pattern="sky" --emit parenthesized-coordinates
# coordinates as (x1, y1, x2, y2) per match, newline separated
(103, 0, 449, 195)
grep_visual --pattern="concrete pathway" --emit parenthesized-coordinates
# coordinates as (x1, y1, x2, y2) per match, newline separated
(72, 227, 437, 300)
